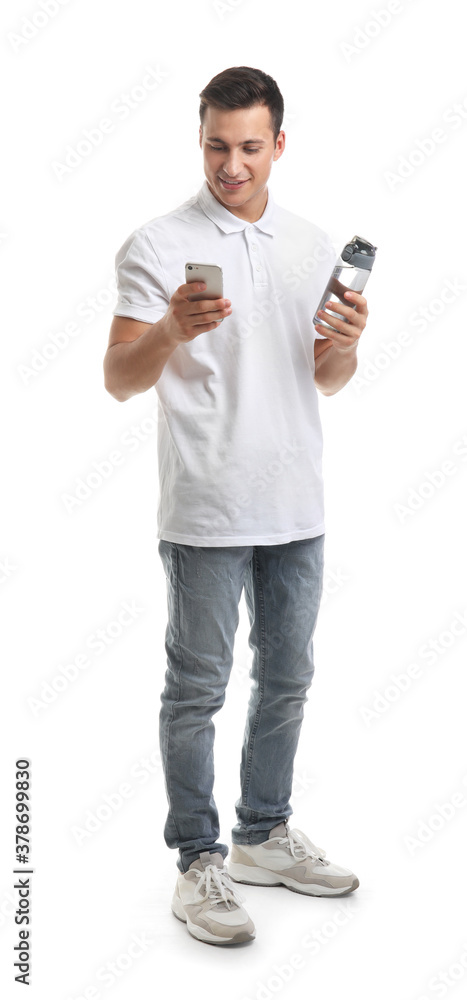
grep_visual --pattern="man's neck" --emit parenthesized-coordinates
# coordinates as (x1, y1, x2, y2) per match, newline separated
(207, 181, 268, 224)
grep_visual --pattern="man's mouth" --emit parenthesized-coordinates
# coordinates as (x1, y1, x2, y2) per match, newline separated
(218, 177, 249, 190)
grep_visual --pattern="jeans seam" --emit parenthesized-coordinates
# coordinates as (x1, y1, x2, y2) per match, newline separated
(164, 543, 183, 843)
(242, 547, 267, 840)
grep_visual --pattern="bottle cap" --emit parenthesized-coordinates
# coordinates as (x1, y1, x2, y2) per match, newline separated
(341, 236, 377, 270)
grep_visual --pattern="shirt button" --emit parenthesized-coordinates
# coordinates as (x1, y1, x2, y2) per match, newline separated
(251, 244, 257, 251)
(256, 265, 261, 272)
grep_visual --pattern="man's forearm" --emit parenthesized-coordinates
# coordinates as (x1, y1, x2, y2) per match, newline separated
(104, 317, 179, 402)
(314, 341, 358, 396)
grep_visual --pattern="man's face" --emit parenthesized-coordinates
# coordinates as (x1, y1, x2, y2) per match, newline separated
(199, 104, 285, 218)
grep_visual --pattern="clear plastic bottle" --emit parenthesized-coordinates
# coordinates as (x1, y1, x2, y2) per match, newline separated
(313, 235, 377, 331)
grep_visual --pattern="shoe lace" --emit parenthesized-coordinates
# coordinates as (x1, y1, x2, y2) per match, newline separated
(277, 827, 329, 865)
(192, 864, 246, 909)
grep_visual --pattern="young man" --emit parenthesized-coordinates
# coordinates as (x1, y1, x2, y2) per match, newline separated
(104, 66, 368, 947)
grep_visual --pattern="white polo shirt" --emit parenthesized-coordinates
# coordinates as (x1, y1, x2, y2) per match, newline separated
(112, 179, 336, 546)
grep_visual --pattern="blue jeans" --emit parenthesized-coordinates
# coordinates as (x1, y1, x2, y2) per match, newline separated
(158, 535, 325, 873)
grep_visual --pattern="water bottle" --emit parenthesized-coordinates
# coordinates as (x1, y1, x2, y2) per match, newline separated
(313, 235, 377, 331)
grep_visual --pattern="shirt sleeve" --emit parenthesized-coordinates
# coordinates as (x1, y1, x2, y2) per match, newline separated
(112, 229, 170, 323)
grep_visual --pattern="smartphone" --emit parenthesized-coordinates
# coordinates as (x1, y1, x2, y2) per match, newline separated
(185, 262, 223, 301)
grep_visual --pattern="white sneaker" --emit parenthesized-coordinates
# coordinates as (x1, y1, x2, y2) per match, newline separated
(229, 822, 359, 896)
(171, 851, 256, 945)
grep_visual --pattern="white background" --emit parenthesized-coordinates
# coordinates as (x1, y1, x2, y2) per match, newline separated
(2, 0, 467, 997)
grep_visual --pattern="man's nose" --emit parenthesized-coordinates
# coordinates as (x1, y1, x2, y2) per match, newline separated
(223, 155, 244, 176)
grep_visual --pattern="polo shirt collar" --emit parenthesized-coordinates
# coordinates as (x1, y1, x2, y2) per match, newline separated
(197, 179, 275, 235)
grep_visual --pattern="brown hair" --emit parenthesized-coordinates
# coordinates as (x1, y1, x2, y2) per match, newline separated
(199, 66, 284, 145)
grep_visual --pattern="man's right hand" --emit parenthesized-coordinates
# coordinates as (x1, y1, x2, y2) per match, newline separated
(162, 282, 232, 345)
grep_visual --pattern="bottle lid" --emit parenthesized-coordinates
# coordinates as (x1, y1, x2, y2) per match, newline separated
(341, 235, 377, 270)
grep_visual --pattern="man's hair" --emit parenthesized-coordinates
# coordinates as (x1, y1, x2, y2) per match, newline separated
(199, 66, 284, 145)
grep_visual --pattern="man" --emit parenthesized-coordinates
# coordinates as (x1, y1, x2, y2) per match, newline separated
(104, 66, 368, 947)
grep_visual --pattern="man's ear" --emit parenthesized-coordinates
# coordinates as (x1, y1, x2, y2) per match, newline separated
(273, 130, 286, 161)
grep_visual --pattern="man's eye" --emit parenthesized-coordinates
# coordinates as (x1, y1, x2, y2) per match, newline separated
(208, 145, 259, 154)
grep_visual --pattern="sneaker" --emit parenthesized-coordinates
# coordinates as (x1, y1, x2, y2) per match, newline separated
(229, 822, 359, 896)
(171, 851, 256, 945)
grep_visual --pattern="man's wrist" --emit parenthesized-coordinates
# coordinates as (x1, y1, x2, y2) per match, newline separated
(329, 338, 359, 356)
(157, 314, 181, 351)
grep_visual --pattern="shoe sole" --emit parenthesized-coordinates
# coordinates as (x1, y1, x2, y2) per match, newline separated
(171, 892, 255, 945)
(228, 862, 359, 896)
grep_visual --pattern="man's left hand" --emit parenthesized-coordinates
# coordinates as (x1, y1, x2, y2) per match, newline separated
(315, 290, 368, 352)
